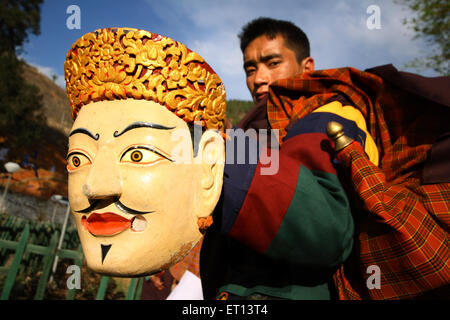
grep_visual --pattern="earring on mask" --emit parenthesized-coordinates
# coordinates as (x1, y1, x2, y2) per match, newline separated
(197, 216, 213, 234)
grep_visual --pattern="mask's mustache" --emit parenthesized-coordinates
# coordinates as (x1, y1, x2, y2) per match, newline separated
(75, 198, 153, 215)
(75, 200, 98, 214)
(115, 200, 153, 215)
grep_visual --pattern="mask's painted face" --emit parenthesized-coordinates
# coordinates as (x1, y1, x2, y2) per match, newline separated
(67, 99, 224, 276)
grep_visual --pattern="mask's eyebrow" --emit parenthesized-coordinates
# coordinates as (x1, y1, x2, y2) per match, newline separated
(69, 128, 100, 140)
(113, 121, 176, 138)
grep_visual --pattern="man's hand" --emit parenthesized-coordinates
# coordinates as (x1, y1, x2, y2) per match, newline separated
(150, 272, 165, 291)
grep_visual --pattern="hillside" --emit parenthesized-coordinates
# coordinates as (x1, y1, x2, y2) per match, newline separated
(22, 64, 72, 135)
(0, 63, 72, 200)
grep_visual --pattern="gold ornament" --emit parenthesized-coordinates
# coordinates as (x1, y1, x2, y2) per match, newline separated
(64, 28, 226, 131)
(326, 121, 354, 151)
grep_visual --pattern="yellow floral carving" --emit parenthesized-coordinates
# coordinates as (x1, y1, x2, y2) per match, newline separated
(64, 28, 226, 131)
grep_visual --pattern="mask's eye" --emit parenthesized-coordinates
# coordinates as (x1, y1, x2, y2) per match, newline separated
(121, 146, 170, 165)
(67, 152, 91, 171)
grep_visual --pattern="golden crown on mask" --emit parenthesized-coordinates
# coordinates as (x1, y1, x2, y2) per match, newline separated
(64, 27, 226, 132)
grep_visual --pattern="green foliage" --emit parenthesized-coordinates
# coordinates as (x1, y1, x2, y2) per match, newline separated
(397, 0, 449, 75)
(0, 0, 43, 54)
(0, 213, 125, 299)
(0, 0, 46, 149)
(0, 53, 46, 148)
(226, 99, 254, 125)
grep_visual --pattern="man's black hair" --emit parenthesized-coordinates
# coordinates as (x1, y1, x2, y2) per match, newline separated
(238, 17, 310, 63)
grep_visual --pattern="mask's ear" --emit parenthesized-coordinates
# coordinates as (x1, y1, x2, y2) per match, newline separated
(194, 129, 225, 221)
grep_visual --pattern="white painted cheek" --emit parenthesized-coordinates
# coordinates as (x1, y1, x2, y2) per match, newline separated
(68, 175, 88, 210)
(138, 173, 155, 211)
(140, 172, 153, 185)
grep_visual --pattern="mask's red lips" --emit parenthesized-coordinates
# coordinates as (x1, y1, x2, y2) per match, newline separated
(82, 212, 131, 236)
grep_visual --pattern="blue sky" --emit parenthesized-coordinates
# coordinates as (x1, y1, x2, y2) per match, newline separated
(21, 0, 437, 101)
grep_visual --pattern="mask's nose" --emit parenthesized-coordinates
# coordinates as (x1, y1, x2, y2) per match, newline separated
(82, 146, 122, 199)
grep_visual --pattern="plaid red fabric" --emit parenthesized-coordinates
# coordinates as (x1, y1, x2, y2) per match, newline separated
(335, 142, 450, 299)
(267, 68, 382, 146)
(266, 67, 450, 299)
(169, 237, 202, 283)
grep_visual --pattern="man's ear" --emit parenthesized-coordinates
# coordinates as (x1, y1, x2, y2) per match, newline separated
(301, 57, 315, 73)
(194, 129, 225, 219)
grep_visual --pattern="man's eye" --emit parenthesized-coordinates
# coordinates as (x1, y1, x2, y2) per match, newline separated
(67, 153, 91, 171)
(120, 147, 163, 165)
(245, 68, 256, 76)
(268, 60, 281, 67)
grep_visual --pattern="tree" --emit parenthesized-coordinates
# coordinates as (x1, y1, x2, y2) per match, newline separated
(0, 0, 45, 148)
(0, 53, 45, 147)
(397, 0, 449, 75)
(0, 0, 43, 54)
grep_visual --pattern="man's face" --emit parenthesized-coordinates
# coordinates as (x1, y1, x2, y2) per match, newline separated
(68, 99, 215, 276)
(243, 34, 305, 103)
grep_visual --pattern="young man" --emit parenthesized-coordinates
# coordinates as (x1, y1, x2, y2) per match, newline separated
(240, 18, 314, 104)
(200, 18, 377, 300)
(201, 17, 450, 300)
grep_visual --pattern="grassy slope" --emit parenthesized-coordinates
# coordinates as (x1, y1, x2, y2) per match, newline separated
(226, 99, 254, 125)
